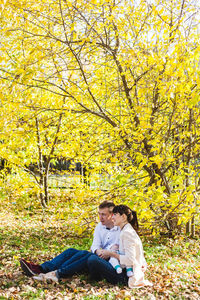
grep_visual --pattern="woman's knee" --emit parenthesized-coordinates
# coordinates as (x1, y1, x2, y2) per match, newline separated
(87, 254, 99, 267)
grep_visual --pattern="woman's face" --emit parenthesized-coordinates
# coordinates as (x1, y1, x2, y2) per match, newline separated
(112, 212, 126, 227)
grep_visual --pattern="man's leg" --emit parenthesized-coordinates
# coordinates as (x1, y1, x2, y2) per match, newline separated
(87, 254, 128, 285)
(20, 248, 79, 277)
(56, 250, 93, 278)
(20, 259, 44, 277)
(41, 248, 81, 273)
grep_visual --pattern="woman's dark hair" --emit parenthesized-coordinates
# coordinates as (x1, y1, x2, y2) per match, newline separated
(113, 205, 139, 231)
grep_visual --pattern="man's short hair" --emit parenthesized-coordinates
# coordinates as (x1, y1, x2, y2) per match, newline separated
(99, 200, 115, 212)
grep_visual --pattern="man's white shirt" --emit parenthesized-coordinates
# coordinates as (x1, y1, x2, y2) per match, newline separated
(91, 222, 120, 253)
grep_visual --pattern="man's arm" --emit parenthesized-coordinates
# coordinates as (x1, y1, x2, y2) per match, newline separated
(90, 223, 102, 253)
(91, 223, 111, 259)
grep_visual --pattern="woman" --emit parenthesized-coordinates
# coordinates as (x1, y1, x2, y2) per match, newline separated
(103, 204, 152, 288)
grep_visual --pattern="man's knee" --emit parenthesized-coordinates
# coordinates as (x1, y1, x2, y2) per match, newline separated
(78, 250, 90, 255)
(62, 248, 78, 255)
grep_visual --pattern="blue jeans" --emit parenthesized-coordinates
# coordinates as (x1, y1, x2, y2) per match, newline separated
(41, 248, 92, 278)
(87, 254, 128, 285)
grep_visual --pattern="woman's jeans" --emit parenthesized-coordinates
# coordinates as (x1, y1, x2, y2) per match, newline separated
(41, 248, 92, 278)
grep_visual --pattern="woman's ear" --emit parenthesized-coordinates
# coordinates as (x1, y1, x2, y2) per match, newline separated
(122, 213, 127, 222)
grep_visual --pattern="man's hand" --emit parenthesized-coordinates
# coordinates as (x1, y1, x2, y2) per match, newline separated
(96, 249, 111, 259)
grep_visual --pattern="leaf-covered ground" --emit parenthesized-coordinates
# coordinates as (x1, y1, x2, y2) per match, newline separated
(0, 206, 199, 299)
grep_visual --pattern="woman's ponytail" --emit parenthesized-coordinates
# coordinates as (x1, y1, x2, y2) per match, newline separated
(130, 210, 139, 232)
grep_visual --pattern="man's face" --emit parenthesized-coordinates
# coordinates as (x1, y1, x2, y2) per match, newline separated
(98, 207, 113, 226)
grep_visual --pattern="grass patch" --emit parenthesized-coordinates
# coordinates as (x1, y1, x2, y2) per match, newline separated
(0, 200, 199, 299)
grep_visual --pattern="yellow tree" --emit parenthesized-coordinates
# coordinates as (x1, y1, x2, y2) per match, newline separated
(1, 0, 200, 232)
(0, 82, 71, 206)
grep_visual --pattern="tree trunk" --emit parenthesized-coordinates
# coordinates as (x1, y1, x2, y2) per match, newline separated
(43, 157, 50, 206)
(191, 215, 195, 237)
(35, 117, 47, 207)
(185, 109, 193, 236)
(39, 173, 47, 208)
(186, 220, 191, 235)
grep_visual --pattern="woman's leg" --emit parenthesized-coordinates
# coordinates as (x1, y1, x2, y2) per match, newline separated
(87, 254, 128, 285)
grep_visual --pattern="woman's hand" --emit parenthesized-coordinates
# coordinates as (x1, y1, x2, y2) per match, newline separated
(105, 250, 120, 260)
(110, 244, 119, 252)
(141, 265, 147, 272)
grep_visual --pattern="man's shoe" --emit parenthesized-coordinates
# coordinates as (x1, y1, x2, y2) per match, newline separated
(33, 271, 59, 283)
(20, 259, 43, 277)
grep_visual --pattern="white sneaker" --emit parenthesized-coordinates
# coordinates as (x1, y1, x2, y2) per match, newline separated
(127, 270, 134, 277)
(33, 273, 44, 281)
(115, 266, 122, 274)
(33, 271, 59, 283)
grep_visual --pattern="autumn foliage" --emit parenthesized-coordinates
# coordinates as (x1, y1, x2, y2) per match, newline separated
(0, 0, 200, 234)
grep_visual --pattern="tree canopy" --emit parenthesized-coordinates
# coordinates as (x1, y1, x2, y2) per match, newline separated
(0, 0, 200, 233)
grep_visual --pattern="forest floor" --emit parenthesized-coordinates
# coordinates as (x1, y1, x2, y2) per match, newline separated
(0, 201, 199, 300)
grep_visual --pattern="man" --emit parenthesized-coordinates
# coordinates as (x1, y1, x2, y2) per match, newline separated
(20, 201, 127, 284)
(88, 201, 128, 285)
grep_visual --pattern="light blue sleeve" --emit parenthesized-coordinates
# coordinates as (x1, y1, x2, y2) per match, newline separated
(90, 223, 102, 253)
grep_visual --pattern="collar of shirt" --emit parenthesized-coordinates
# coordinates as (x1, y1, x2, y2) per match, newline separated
(101, 224, 119, 231)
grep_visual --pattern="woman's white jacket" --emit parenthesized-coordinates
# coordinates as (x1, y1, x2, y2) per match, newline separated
(119, 223, 147, 268)
(118, 223, 153, 288)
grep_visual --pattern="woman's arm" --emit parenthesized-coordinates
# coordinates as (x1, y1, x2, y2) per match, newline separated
(119, 230, 136, 266)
